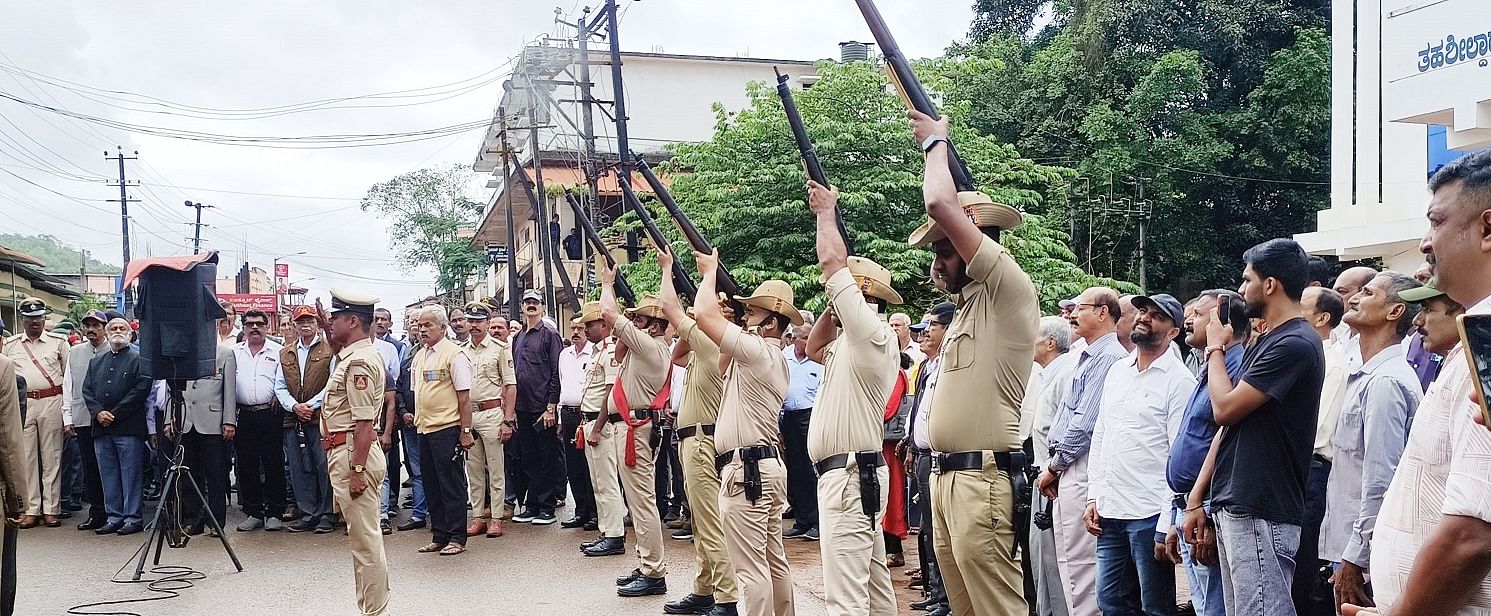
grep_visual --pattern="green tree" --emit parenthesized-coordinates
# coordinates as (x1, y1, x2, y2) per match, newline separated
(359, 164, 485, 294)
(952, 0, 1330, 296)
(614, 61, 1133, 315)
(0, 234, 120, 274)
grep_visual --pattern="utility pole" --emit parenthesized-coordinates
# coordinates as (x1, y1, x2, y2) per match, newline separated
(105, 147, 139, 313)
(184, 200, 212, 254)
(574, 7, 603, 289)
(605, 0, 632, 185)
(499, 111, 522, 320)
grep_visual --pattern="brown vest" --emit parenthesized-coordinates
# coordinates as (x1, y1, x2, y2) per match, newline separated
(279, 338, 333, 425)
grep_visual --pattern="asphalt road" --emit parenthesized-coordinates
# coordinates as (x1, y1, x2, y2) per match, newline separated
(12, 502, 917, 615)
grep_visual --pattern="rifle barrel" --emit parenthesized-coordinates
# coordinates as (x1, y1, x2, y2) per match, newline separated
(616, 175, 700, 300)
(774, 67, 855, 254)
(564, 190, 636, 305)
(631, 155, 744, 298)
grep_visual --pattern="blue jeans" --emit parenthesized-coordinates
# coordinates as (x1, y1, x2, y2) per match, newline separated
(1216, 508, 1300, 616)
(383, 425, 425, 521)
(1172, 505, 1225, 616)
(1096, 514, 1175, 616)
(283, 423, 332, 520)
(93, 435, 145, 525)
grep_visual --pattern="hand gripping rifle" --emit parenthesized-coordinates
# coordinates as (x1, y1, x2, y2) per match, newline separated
(631, 155, 747, 310)
(852, 0, 978, 193)
(614, 173, 700, 301)
(563, 189, 637, 307)
(774, 67, 854, 254)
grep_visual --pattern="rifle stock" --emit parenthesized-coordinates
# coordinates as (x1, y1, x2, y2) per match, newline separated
(615, 174, 700, 301)
(564, 190, 636, 306)
(631, 155, 745, 300)
(774, 67, 854, 254)
(851, 0, 978, 192)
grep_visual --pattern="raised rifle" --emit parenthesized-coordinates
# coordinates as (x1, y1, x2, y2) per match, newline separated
(631, 155, 746, 305)
(773, 67, 854, 254)
(851, 0, 978, 192)
(615, 172, 700, 301)
(563, 190, 637, 306)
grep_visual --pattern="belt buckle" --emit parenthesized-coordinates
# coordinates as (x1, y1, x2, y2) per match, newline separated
(930, 453, 943, 474)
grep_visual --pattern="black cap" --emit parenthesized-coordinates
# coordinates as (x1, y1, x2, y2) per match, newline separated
(1131, 293, 1184, 328)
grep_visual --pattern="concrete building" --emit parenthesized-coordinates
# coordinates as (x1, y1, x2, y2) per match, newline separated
(466, 44, 816, 318)
(0, 245, 82, 329)
(1296, 0, 1491, 272)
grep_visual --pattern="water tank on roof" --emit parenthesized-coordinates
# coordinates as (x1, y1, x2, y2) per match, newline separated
(839, 41, 870, 62)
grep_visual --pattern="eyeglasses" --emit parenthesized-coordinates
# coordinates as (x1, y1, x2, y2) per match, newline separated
(243, 322, 268, 328)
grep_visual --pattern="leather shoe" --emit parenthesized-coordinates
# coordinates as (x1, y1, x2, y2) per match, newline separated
(887, 552, 905, 568)
(910, 596, 939, 611)
(486, 520, 504, 538)
(466, 519, 487, 537)
(380, 519, 393, 536)
(663, 593, 715, 615)
(17, 515, 37, 529)
(287, 517, 319, 533)
(583, 518, 598, 532)
(116, 522, 143, 536)
(396, 518, 426, 531)
(561, 515, 588, 529)
(583, 536, 625, 557)
(924, 604, 951, 616)
(43, 515, 61, 527)
(616, 568, 643, 586)
(77, 518, 106, 531)
(581, 535, 604, 550)
(707, 604, 739, 616)
(617, 575, 667, 597)
(94, 521, 122, 535)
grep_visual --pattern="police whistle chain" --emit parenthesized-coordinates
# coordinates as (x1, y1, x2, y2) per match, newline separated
(630, 154, 748, 319)
(851, 0, 978, 193)
(563, 190, 637, 306)
(774, 67, 855, 254)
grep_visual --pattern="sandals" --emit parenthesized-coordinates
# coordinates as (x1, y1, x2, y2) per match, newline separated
(417, 542, 444, 553)
(439, 543, 467, 556)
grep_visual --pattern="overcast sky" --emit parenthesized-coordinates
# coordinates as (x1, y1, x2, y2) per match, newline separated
(0, 0, 973, 318)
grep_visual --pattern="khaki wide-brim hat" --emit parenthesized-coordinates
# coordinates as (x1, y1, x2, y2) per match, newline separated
(907, 191, 1023, 247)
(845, 256, 903, 305)
(733, 280, 804, 326)
(624, 295, 667, 320)
(572, 301, 603, 326)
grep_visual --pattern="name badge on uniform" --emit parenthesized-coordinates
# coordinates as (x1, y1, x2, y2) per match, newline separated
(423, 369, 449, 382)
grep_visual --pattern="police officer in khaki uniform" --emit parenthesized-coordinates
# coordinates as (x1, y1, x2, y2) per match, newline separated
(598, 263, 672, 598)
(2, 298, 69, 529)
(576, 301, 628, 558)
(318, 289, 391, 616)
(461, 301, 516, 538)
(802, 182, 901, 616)
(690, 247, 798, 616)
(908, 111, 1040, 616)
(655, 248, 740, 616)
(1, 354, 28, 616)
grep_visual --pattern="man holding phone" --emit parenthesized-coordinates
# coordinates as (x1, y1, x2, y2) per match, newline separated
(1348, 150, 1491, 615)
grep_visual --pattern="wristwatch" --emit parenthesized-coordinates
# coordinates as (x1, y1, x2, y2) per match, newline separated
(921, 134, 949, 154)
(351, 464, 366, 474)
(502, 419, 517, 428)
(461, 427, 472, 434)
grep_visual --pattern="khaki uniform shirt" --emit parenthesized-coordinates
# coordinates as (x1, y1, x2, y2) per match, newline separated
(611, 320, 670, 410)
(715, 326, 788, 453)
(581, 338, 621, 416)
(928, 235, 1039, 453)
(321, 338, 386, 434)
(3, 331, 68, 393)
(0, 356, 26, 517)
(466, 335, 516, 405)
(676, 316, 724, 427)
(808, 268, 898, 462)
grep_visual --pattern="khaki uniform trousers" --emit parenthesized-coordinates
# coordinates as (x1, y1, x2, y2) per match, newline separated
(719, 456, 794, 616)
(615, 420, 665, 578)
(328, 442, 390, 616)
(584, 420, 626, 538)
(465, 409, 506, 519)
(680, 432, 738, 602)
(817, 463, 895, 616)
(21, 395, 63, 516)
(930, 452, 1027, 616)
(1051, 455, 1098, 616)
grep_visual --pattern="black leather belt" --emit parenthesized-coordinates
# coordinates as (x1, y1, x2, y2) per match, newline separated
(560, 405, 581, 413)
(583, 409, 651, 423)
(813, 451, 885, 476)
(676, 424, 715, 440)
(930, 449, 1030, 558)
(816, 451, 886, 521)
(238, 402, 277, 412)
(716, 445, 779, 503)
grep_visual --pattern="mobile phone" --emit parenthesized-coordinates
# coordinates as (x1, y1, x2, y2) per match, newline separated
(1217, 294, 1234, 326)
(1456, 314, 1491, 427)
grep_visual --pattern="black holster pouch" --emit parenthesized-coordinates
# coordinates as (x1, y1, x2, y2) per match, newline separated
(741, 446, 767, 504)
(1010, 451, 1032, 555)
(855, 451, 881, 523)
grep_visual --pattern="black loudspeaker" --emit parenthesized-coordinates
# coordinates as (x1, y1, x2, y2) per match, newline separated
(136, 252, 227, 381)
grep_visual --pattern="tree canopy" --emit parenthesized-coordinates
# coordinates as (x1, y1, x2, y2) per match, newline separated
(359, 164, 485, 295)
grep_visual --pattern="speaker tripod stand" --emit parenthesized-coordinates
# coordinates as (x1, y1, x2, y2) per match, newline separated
(131, 381, 244, 581)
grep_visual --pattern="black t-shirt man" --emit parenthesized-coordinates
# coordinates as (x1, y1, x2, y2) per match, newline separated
(1210, 317, 1325, 525)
